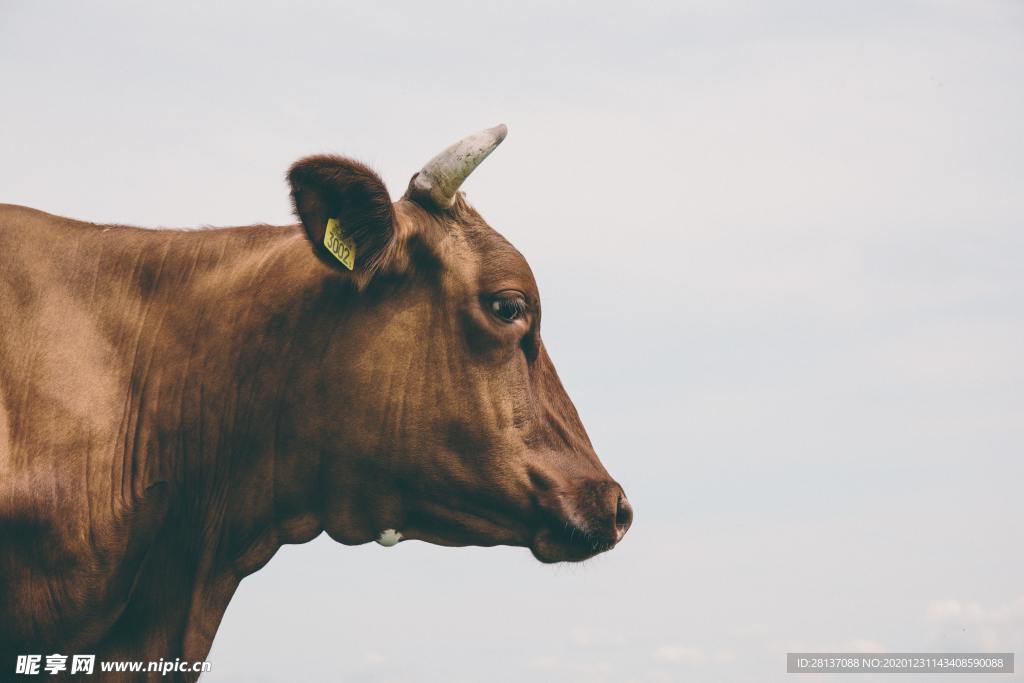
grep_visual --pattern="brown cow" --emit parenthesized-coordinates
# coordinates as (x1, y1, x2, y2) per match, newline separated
(0, 126, 632, 680)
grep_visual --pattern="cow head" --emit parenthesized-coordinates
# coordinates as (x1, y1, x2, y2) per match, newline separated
(285, 126, 631, 562)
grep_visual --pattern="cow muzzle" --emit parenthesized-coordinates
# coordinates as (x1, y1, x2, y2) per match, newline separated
(530, 478, 633, 563)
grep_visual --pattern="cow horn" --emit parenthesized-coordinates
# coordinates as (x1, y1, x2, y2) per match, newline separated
(407, 124, 508, 209)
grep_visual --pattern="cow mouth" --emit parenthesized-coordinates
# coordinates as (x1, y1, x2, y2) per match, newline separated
(529, 520, 618, 563)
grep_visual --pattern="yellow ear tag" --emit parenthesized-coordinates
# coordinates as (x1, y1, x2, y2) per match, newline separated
(323, 217, 356, 270)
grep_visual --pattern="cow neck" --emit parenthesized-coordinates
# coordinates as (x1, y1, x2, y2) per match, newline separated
(95, 229, 305, 560)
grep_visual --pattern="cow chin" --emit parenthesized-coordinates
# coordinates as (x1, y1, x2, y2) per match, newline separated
(529, 524, 618, 564)
(399, 502, 533, 550)
(398, 520, 616, 564)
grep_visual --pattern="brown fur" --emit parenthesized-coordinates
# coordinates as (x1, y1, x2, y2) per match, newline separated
(0, 152, 630, 681)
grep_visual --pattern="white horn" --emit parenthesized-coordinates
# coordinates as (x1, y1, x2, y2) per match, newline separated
(408, 124, 508, 208)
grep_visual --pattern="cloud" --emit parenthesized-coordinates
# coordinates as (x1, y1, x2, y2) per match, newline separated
(841, 639, 887, 653)
(654, 645, 706, 664)
(772, 637, 887, 655)
(528, 655, 560, 671)
(927, 596, 1024, 651)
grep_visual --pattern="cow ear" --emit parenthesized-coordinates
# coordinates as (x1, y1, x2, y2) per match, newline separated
(288, 155, 396, 284)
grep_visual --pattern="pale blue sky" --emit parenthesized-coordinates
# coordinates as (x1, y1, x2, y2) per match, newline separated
(2, 1, 1022, 680)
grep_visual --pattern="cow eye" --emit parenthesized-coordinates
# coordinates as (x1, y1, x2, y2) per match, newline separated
(490, 292, 529, 323)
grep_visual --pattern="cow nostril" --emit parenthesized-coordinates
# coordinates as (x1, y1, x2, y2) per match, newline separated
(614, 493, 633, 541)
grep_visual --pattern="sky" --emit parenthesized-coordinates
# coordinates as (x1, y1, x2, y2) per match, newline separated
(2, 1, 1022, 680)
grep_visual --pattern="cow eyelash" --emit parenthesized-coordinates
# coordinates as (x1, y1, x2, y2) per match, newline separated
(489, 293, 529, 323)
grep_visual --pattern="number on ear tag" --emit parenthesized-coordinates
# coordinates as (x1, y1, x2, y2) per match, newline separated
(323, 217, 356, 270)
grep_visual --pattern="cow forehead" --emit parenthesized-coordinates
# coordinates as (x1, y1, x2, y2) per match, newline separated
(396, 198, 538, 298)
(451, 201, 537, 292)
(469, 232, 537, 295)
